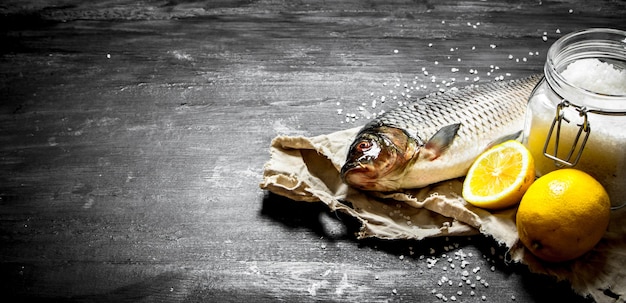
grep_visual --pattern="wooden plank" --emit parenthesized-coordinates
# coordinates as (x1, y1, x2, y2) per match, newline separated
(1, 0, 623, 301)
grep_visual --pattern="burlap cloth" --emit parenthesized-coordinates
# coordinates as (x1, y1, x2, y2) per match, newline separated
(260, 127, 626, 302)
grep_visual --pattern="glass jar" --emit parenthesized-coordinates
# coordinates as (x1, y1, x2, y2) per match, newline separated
(522, 28, 626, 209)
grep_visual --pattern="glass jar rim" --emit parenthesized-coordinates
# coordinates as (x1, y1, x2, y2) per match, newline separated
(545, 28, 626, 112)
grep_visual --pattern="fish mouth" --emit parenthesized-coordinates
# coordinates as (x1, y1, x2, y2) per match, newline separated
(341, 161, 371, 183)
(340, 160, 369, 179)
(340, 159, 379, 189)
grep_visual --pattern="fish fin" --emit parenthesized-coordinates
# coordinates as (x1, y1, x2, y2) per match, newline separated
(422, 123, 461, 161)
(487, 130, 523, 149)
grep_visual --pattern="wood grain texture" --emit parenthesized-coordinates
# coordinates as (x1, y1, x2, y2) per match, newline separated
(1, 0, 624, 302)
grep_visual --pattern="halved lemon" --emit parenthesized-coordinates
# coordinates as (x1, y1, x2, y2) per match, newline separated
(462, 140, 535, 210)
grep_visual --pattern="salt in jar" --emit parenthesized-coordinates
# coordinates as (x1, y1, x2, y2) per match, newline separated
(522, 28, 626, 209)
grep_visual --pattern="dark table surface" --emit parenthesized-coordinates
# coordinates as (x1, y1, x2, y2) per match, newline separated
(1, 1, 625, 302)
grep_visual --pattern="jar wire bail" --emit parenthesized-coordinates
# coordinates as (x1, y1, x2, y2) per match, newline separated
(542, 99, 591, 168)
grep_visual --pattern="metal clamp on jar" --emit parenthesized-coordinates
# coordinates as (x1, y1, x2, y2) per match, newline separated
(522, 28, 626, 210)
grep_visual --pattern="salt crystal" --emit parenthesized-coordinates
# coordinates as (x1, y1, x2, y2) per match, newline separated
(560, 58, 626, 95)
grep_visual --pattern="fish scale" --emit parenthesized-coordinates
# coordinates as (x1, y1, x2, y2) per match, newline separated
(362, 74, 543, 144)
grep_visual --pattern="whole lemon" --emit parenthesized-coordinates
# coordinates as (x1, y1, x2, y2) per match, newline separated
(516, 168, 611, 262)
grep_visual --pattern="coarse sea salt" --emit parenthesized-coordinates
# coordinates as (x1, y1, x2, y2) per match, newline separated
(561, 58, 626, 95)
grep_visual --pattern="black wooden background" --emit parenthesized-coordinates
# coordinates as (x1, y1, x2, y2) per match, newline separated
(1, 1, 625, 302)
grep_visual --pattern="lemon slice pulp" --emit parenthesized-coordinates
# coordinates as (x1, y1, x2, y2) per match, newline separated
(462, 140, 535, 210)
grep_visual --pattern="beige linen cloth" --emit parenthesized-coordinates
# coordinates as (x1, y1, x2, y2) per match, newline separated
(260, 127, 626, 303)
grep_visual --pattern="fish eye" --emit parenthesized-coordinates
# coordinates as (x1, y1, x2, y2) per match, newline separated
(357, 140, 372, 152)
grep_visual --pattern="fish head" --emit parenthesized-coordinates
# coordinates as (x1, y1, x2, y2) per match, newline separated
(341, 126, 420, 191)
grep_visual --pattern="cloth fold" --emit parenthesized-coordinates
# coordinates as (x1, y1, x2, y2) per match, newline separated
(260, 127, 625, 303)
